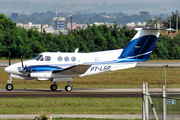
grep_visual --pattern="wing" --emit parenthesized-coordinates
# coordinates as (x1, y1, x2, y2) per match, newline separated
(52, 64, 91, 75)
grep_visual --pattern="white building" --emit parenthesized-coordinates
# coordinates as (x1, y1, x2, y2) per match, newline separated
(16, 22, 53, 33)
(16, 22, 41, 32)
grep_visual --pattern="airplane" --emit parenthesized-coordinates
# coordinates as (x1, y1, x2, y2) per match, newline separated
(4, 28, 173, 92)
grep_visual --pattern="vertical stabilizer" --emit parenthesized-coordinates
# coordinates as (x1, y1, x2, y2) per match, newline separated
(119, 28, 166, 61)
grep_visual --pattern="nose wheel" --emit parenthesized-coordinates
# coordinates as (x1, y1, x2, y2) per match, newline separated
(6, 74, 13, 91)
(6, 84, 13, 91)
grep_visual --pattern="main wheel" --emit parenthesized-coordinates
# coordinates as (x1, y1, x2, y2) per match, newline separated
(50, 84, 57, 91)
(65, 85, 72, 92)
(6, 84, 13, 91)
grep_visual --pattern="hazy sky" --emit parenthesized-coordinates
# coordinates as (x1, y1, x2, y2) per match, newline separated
(0, 0, 179, 5)
(0, 0, 179, 16)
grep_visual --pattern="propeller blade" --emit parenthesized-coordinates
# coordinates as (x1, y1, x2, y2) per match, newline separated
(9, 54, 11, 66)
(21, 55, 24, 68)
(23, 65, 27, 71)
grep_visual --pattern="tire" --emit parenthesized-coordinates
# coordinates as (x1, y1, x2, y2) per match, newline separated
(6, 84, 13, 91)
(50, 84, 57, 91)
(65, 85, 72, 92)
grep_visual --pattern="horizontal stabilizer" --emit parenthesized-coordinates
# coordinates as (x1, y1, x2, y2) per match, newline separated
(52, 64, 91, 75)
(135, 28, 176, 31)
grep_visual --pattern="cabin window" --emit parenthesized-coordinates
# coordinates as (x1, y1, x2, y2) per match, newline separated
(64, 56, 69, 62)
(45, 56, 51, 61)
(71, 56, 76, 62)
(58, 56, 63, 61)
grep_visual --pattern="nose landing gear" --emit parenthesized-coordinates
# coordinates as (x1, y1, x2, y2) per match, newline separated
(6, 74, 13, 91)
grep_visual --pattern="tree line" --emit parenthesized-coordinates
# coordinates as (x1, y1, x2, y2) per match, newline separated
(0, 14, 180, 60)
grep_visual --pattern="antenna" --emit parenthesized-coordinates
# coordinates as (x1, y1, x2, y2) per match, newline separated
(75, 48, 79, 53)
(56, 5, 57, 16)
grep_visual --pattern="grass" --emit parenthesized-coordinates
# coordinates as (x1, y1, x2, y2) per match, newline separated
(0, 60, 179, 117)
(0, 97, 142, 114)
(0, 67, 180, 89)
(146, 60, 180, 62)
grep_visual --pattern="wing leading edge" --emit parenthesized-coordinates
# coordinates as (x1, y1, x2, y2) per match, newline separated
(52, 64, 91, 75)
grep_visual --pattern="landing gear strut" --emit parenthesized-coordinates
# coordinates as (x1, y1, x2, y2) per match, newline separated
(65, 81, 72, 92)
(50, 82, 57, 91)
(6, 74, 13, 91)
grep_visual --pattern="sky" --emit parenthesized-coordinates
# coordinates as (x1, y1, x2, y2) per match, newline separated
(0, 0, 179, 16)
(0, 0, 179, 5)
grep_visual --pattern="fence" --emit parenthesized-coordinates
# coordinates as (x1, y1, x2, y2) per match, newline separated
(143, 82, 180, 120)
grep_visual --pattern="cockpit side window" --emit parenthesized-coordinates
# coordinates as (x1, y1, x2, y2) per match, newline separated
(45, 56, 51, 61)
(33, 55, 43, 61)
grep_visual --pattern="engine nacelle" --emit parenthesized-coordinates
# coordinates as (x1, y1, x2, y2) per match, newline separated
(11, 74, 33, 80)
(53, 78, 72, 82)
(30, 72, 52, 78)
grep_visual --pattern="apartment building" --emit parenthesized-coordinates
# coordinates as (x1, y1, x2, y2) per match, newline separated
(52, 17, 68, 30)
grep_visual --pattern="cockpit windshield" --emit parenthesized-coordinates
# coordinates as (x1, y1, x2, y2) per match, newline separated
(33, 55, 43, 61)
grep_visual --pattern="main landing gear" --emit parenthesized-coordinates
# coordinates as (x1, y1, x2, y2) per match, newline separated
(65, 81, 72, 92)
(50, 83, 57, 91)
(6, 74, 13, 91)
(50, 81, 72, 92)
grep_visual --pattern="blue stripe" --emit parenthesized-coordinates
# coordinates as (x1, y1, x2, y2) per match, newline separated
(26, 65, 62, 72)
(119, 35, 157, 60)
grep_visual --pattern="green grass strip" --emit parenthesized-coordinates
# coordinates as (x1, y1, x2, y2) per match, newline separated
(0, 97, 142, 114)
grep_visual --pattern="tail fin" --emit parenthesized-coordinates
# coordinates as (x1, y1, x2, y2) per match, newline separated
(119, 28, 174, 62)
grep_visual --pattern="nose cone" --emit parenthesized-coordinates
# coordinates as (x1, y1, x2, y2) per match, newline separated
(4, 66, 12, 74)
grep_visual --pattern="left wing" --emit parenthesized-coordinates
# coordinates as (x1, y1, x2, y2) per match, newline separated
(52, 64, 91, 75)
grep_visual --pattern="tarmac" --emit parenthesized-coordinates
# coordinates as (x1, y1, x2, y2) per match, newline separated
(0, 114, 142, 119)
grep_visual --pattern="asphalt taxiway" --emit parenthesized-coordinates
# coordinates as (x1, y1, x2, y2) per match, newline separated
(1, 62, 180, 97)
(0, 88, 180, 97)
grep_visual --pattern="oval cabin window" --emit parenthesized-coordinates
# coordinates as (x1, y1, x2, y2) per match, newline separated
(58, 56, 63, 61)
(64, 56, 69, 62)
(71, 56, 76, 62)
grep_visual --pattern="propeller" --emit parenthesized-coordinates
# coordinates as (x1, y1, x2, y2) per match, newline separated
(9, 54, 11, 66)
(21, 55, 24, 68)
(21, 55, 27, 71)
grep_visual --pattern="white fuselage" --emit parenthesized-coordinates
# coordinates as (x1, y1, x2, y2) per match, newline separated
(4, 49, 137, 81)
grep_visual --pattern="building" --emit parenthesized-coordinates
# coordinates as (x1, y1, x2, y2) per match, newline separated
(126, 22, 147, 29)
(16, 22, 53, 33)
(16, 22, 41, 32)
(52, 17, 68, 31)
(67, 23, 77, 30)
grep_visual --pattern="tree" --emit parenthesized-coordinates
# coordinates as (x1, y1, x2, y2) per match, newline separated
(0, 14, 16, 30)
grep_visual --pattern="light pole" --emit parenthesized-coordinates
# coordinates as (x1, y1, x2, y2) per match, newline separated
(163, 8, 171, 36)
